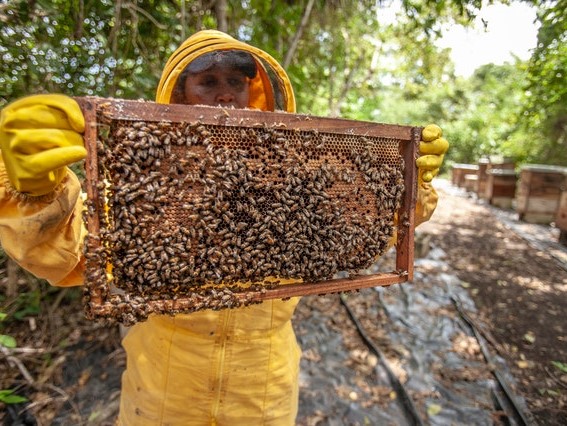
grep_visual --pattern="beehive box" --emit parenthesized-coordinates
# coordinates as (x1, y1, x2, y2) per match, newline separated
(485, 168, 517, 209)
(77, 97, 419, 324)
(451, 164, 479, 188)
(476, 157, 490, 198)
(463, 173, 478, 192)
(555, 185, 567, 246)
(479, 157, 515, 199)
(516, 165, 567, 224)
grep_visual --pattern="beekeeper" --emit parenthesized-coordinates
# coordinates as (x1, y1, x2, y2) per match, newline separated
(0, 30, 448, 425)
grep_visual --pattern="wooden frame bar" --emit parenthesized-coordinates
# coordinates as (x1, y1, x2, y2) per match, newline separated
(76, 97, 419, 322)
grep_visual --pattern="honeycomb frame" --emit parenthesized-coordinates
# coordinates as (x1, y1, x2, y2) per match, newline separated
(77, 97, 420, 324)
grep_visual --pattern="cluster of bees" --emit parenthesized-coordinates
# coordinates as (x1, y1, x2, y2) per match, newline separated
(83, 114, 406, 323)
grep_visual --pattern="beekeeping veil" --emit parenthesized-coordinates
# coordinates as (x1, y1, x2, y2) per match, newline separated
(156, 30, 296, 113)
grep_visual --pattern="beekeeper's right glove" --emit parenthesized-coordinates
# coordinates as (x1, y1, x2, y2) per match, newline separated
(416, 124, 449, 183)
(0, 94, 87, 196)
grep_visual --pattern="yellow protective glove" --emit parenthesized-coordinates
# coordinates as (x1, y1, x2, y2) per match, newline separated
(0, 94, 87, 196)
(416, 124, 449, 183)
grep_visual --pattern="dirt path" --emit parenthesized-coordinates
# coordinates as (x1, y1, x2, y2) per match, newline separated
(421, 181, 567, 424)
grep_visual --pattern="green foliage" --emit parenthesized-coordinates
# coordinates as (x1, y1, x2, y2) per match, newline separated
(522, 0, 567, 166)
(0, 312, 17, 349)
(434, 0, 567, 168)
(0, 333, 17, 348)
(0, 389, 27, 404)
(0, 0, 564, 167)
(552, 360, 567, 374)
(464, 63, 529, 162)
(11, 290, 42, 320)
(0, 0, 195, 105)
(0, 277, 49, 321)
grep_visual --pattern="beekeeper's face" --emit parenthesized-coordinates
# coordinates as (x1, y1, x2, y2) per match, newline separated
(183, 65, 250, 109)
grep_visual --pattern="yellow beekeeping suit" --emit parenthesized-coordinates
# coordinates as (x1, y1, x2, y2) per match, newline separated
(0, 30, 443, 426)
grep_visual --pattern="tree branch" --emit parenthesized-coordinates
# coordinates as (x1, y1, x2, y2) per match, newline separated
(283, 0, 316, 69)
(330, 53, 367, 117)
(0, 346, 35, 384)
(124, 1, 167, 29)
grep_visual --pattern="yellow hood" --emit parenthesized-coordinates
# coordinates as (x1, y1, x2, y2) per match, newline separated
(156, 30, 296, 113)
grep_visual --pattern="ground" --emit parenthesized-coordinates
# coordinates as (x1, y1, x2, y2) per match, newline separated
(419, 182, 567, 425)
(1, 179, 566, 425)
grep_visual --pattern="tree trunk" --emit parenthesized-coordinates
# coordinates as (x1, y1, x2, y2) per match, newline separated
(73, 0, 84, 39)
(180, 0, 186, 41)
(107, 0, 123, 97)
(283, 0, 316, 69)
(214, 0, 228, 33)
(108, 0, 122, 59)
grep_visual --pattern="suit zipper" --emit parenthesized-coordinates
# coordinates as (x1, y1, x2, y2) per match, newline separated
(211, 309, 231, 422)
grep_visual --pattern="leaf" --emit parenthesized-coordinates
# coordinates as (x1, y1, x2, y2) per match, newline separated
(0, 390, 28, 404)
(538, 388, 559, 397)
(88, 411, 101, 422)
(551, 361, 567, 374)
(0, 334, 17, 348)
(517, 360, 530, 369)
(523, 331, 536, 344)
(427, 403, 442, 416)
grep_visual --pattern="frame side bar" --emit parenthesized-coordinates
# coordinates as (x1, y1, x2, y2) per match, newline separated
(395, 126, 420, 281)
(78, 97, 101, 237)
(77, 97, 104, 307)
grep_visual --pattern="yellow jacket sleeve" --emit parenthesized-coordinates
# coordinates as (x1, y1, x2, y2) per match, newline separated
(0, 153, 86, 286)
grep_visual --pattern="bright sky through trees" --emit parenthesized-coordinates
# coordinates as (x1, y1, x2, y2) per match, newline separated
(437, 2, 539, 76)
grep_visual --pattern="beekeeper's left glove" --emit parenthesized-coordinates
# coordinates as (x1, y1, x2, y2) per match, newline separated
(0, 94, 87, 196)
(416, 124, 449, 183)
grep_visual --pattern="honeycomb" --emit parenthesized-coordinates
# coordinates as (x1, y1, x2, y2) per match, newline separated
(78, 98, 419, 324)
